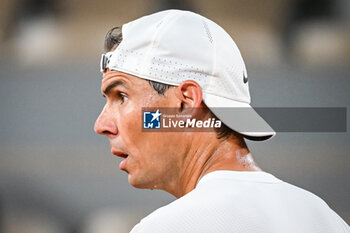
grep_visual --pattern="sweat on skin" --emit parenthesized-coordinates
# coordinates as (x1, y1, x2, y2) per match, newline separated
(94, 70, 257, 198)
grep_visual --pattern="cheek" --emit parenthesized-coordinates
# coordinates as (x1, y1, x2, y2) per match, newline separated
(117, 91, 178, 168)
(116, 101, 156, 158)
(117, 105, 142, 146)
(118, 93, 164, 148)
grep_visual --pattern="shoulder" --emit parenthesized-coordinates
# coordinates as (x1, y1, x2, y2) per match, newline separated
(130, 185, 235, 233)
(130, 172, 350, 233)
(129, 189, 205, 233)
(129, 183, 257, 233)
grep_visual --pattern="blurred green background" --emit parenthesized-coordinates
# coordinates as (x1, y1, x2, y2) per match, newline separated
(0, 0, 349, 232)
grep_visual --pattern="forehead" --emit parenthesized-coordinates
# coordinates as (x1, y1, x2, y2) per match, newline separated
(102, 70, 145, 87)
(100, 70, 160, 99)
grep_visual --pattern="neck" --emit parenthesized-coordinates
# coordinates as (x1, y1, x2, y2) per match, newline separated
(168, 134, 261, 198)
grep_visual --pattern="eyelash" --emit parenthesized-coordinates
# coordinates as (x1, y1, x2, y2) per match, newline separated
(117, 92, 127, 104)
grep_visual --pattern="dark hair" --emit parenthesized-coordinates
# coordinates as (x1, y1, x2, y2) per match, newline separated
(104, 26, 123, 52)
(104, 26, 244, 141)
(212, 114, 247, 146)
(104, 26, 172, 95)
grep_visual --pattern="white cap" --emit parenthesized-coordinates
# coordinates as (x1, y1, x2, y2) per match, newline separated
(100, 9, 275, 140)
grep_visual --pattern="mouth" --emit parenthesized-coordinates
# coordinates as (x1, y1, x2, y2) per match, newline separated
(111, 149, 129, 158)
(111, 149, 129, 170)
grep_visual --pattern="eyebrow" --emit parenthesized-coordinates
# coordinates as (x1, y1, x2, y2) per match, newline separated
(103, 80, 128, 96)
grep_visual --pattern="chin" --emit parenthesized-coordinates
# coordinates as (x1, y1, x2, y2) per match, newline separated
(128, 173, 157, 190)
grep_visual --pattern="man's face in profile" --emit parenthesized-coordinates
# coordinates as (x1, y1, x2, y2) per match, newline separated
(94, 70, 189, 190)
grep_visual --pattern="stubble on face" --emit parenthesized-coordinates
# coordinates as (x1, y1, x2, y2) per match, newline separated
(100, 71, 187, 191)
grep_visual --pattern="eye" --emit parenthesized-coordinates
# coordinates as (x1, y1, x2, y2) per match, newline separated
(118, 92, 128, 104)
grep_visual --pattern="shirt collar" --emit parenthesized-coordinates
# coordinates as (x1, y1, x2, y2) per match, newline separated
(197, 170, 282, 187)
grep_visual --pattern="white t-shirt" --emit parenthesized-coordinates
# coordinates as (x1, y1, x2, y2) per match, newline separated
(130, 170, 350, 233)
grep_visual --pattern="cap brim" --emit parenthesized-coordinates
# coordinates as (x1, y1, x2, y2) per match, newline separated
(203, 93, 276, 141)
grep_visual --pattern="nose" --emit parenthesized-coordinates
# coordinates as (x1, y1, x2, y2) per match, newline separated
(94, 105, 118, 136)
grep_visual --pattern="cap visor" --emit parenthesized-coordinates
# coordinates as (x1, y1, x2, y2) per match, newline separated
(203, 93, 276, 141)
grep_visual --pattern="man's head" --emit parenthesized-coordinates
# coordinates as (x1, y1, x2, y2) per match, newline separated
(94, 30, 243, 190)
(94, 10, 275, 194)
(102, 26, 244, 140)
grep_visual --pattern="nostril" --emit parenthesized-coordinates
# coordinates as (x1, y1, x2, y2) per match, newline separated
(102, 130, 110, 135)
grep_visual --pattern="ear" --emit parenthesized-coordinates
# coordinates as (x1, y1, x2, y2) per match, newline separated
(175, 80, 203, 110)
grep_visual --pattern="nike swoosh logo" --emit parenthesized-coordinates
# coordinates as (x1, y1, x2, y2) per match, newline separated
(243, 72, 248, 84)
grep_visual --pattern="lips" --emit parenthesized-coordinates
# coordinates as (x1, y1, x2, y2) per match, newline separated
(111, 149, 129, 170)
(111, 149, 128, 158)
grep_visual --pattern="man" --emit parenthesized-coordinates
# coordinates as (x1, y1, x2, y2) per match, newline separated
(94, 9, 349, 233)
